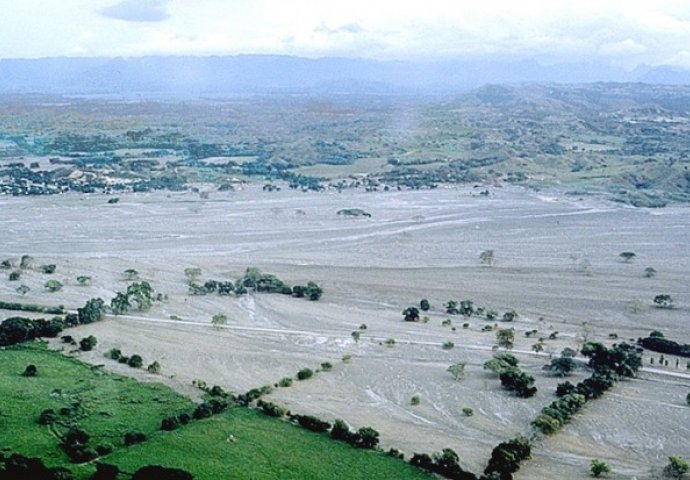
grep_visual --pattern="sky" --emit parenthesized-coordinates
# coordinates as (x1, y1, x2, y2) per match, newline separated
(1, 0, 690, 69)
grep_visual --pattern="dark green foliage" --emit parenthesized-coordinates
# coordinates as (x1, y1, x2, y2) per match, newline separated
(105, 348, 122, 360)
(555, 381, 576, 397)
(499, 369, 537, 398)
(543, 357, 577, 376)
(77, 298, 106, 324)
(639, 335, 690, 358)
(410, 449, 476, 480)
(581, 342, 642, 377)
(403, 306, 420, 322)
(91, 463, 119, 480)
(237, 385, 272, 406)
(22, 364, 37, 377)
(192, 398, 228, 419)
(0, 316, 65, 346)
(124, 432, 147, 447)
(257, 400, 288, 418)
(295, 415, 331, 433)
(297, 368, 314, 380)
(41, 264, 56, 274)
(127, 355, 144, 368)
(306, 281, 323, 301)
(484, 436, 531, 479)
(531, 393, 587, 434)
(38, 408, 56, 425)
(351, 427, 380, 450)
(8, 271, 20, 281)
(0, 301, 65, 315)
(61, 427, 97, 463)
(420, 299, 430, 311)
(653, 294, 673, 309)
(1, 453, 73, 480)
(331, 419, 353, 442)
(132, 465, 194, 480)
(161, 416, 180, 431)
(79, 336, 97, 352)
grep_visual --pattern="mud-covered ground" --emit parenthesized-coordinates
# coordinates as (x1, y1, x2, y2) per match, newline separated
(1, 185, 688, 478)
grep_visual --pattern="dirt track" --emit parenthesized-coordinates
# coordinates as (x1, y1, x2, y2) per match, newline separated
(1, 185, 688, 478)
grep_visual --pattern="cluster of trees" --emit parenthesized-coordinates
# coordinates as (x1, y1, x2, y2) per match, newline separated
(104, 348, 150, 369)
(581, 342, 642, 378)
(328, 419, 380, 450)
(445, 300, 517, 322)
(410, 448, 477, 480)
(186, 267, 323, 301)
(0, 316, 65, 346)
(482, 353, 536, 398)
(0, 452, 73, 480)
(638, 333, 690, 358)
(482, 436, 531, 480)
(110, 282, 154, 315)
(531, 393, 588, 435)
(0, 297, 106, 348)
(0, 300, 65, 315)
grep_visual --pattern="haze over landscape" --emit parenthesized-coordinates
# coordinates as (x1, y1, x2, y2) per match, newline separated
(0, 2, 689, 480)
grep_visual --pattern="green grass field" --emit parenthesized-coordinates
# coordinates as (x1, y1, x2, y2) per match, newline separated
(0, 342, 432, 479)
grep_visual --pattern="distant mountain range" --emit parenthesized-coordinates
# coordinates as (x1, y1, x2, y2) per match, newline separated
(1, 55, 690, 97)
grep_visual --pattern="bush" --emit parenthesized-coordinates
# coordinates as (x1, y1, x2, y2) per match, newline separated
(123, 432, 147, 447)
(79, 336, 97, 352)
(590, 459, 610, 477)
(147, 361, 161, 374)
(38, 409, 56, 425)
(664, 456, 689, 479)
(351, 426, 380, 450)
(330, 419, 352, 442)
(296, 415, 331, 433)
(257, 400, 288, 418)
(297, 368, 314, 380)
(278, 377, 293, 387)
(462, 407, 474, 417)
(105, 348, 121, 360)
(22, 364, 38, 377)
(410, 395, 421, 406)
(320, 362, 333, 371)
(161, 417, 180, 431)
(127, 355, 144, 368)
(132, 466, 193, 480)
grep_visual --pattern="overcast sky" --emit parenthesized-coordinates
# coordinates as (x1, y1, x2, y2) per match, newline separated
(1, 0, 690, 69)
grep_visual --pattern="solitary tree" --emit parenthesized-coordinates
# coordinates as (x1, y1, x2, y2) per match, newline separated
(447, 362, 466, 380)
(619, 251, 636, 263)
(653, 294, 674, 309)
(496, 329, 515, 349)
(480, 250, 495, 266)
(420, 299, 431, 311)
(402, 306, 420, 322)
(184, 267, 202, 283)
(643, 267, 657, 278)
(44, 279, 63, 292)
(211, 313, 227, 329)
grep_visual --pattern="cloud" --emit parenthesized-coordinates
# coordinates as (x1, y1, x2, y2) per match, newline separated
(101, 0, 170, 22)
(314, 23, 364, 35)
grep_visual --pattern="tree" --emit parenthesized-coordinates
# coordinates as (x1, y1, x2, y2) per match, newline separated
(78, 298, 105, 324)
(543, 357, 577, 377)
(420, 299, 430, 311)
(9, 271, 20, 281)
(132, 465, 194, 480)
(483, 353, 519, 375)
(500, 369, 537, 398)
(480, 249, 495, 266)
(123, 269, 139, 280)
(447, 362, 466, 380)
(211, 313, 227, 329)
(590, 459, 610, 477)
(147, 361, 161, 374)
(45, 279, 63, 292)
(644, 266, 657, 278)
(128, 355, 143, 368)
(496, 328, 515, 349)
(79, 336, 97, 351)
(331, 419, 352, 442)
(654, 294, 674, 309)
(446, 300, 459, 314)
(664, 456, 689, 479)
(184, 267, 202, 283)
(686, 392, 690, 406)
(306, 281, 323, 301)
(19, 255, 33, 269)
(619, 251, 636, 263)
(352, 426, 379, 449)
(22, 364, 38, 377)
(402, 306, 420, 322)
(110, 292, 131, 315)
(16, 284, 30, 296)
(297, 368, 314, 380)
(76, 275, 92, 286)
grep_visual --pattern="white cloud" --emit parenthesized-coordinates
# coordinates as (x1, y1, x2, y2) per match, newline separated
(100, 0, 170, 22)
(0, 0, 690, 69)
